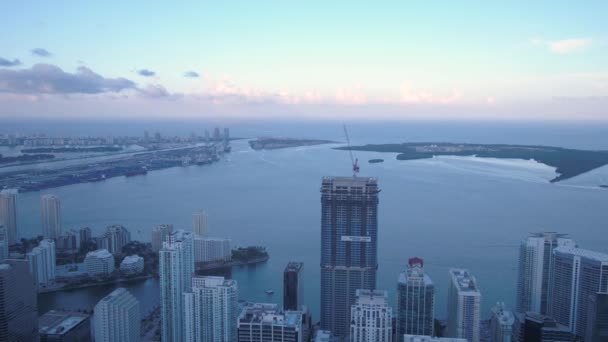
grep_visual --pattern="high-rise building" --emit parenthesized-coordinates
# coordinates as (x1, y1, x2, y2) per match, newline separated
(0, 189, 18, 245)
(512, 312, 572, 342)
(184, 276, 238, 342)
(39, 310, 91, 341)
(403, 337, 466, 342)
(78, 226, 92, 246)
(0, 259, 39, 341)
(41, 194, 61, 239)
(97, 224, 131, 255)
(223, 128, 230, 141)
(192, 211, 208, 236)
(213, 127, 221, 141)
(320, 176, 379, 338)
(151, 224, 173, 252)
(0, 225, 8, 261)
(516, 232, 575, 315)
(549, 246, 608, 338)
(350, 289, 393, 342)
(93, 288, 140, 342)
(490, 303, 514, 342)
(26, 238, 56, 287)
(193, 236, 231, 263)
(160, 230, 194, 342)
(237, 303, 302, 342)
(397, 257, 435, 338)
(284, 262, 304, 311)
(447, 268, 481, 342)
(84, 249, 115, 277)
(55, 229, 80, 251)
(586, 292, 608, 342)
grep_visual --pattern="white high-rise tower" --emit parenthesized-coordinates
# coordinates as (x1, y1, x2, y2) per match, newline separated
(350, 289, 393, 342)
(41, 194, 62, 239)
(447, 268, 481, 342)
(26, 239, 56, 286)
(0, 189, 18, 245)
(94, 288, 141, 342)
(160, 230, 194, 342)
(192, 210, 208, 237)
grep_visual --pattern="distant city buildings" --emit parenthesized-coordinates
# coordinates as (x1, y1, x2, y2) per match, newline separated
(184, 276, 238, 342)
(39, 309, 91, 341)
(120, 255, 144, 275)
(403, 336, 467, 342)
(193, 236, 231, 263)
(151, 224, 173, 252)
(0, 189, 18, 245)
(26, 238, 56, 287)
(320, 176, 379, 338)
(549, 246, 608, 338)
(41, 194, 62, 239)
(490, 303, 514, 342)
(192, 210, 208, 236)
(78, 226, 92, 246)
(447, 268, 481, 342)
(97, 224, 131, 255)
(55, 229, 80, 252)
(93, 288, 140, 342)
(284, 261, 304, 311)
(0, 259, 39, 341)
(84, 249, 115, 277)
(0, 225, 7, 261)
(516, 232, 575, 315)
(350, 289, 393, 342)
(159, 230, 194, 342)
(237, 302, 302, 342)
(397, 257, 435, 337)
(512, 311, 572, 342)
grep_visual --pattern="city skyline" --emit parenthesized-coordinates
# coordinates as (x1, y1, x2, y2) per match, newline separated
(1, 2, 608, 121)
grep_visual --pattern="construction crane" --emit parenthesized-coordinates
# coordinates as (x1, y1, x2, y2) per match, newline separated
(343, 124, 360, 177)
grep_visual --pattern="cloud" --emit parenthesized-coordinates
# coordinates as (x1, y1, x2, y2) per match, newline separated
(31, 48, 52, 57)
(0, 64, 136, 94)
(139, 84, 171, 98)
(399, 82, 462, 104)
(137, 69, 156, 77)
(183, 71, 199, 78)
(531, 37, 592, 54)
(0, 57, 22, 67)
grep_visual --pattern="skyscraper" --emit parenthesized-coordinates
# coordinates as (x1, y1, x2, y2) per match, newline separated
(350, 289, 393, 342)
(0, 189, 18, 245)
(160, 230, 194, 342)
(585, 292, 608, 342)
(284, 261, 304, 311)
(397, 257, 435, 338)
(511, 312, 573, 342)
(97, 224, 131, 254)
(41, 194, 61, 239)
(0, 259, 39, 341)
(447, 268, 481, 342)
(320, 176, 379, 338)
(489, 303, 514, 342)
(184, 276, 238, 342)
(192, 211, 208, 236)
(549, 246, 608, 338)
(26, 238, 56, 287)
(151, 224, 173, 252)
(237, 303, 303, 342)
(94, 288, 140, 342)
(516, 232, 575, 315)
(0, 225, 8, 261)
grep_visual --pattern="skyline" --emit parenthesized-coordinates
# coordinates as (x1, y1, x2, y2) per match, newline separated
(1, 2, 608, 121)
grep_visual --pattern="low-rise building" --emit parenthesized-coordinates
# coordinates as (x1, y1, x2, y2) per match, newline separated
(84, 249, 114, 277)
(120, 255, 144, 275)
(194, 236, 231, 263)
(39, 310, 91, 342)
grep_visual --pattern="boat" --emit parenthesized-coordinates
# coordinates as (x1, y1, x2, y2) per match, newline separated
(264, 289, 274, 295)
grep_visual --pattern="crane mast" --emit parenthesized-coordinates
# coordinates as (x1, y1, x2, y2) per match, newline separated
(343, 124, 360, 177)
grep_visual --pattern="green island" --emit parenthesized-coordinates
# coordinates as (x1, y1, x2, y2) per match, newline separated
(249, 137, 336, 150)
(368, 158, 384, 163)
(335, 142, 608, 183)
(22, 146, 123, 153)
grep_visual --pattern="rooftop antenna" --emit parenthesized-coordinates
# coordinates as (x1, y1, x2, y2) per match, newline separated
(343, 124, 359, 177)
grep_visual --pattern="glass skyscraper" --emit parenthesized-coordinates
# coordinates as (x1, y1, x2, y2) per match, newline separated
(320, 176, 379, 338)
(397, 257, 435, 338)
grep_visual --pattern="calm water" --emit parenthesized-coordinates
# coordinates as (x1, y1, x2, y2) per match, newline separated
(9, 121, 606, 321)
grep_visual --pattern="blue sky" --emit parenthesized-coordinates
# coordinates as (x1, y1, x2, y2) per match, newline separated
(1, 1, 607, 120)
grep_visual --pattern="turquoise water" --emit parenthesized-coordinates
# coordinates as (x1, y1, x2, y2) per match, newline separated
(23, 121, 608, 320)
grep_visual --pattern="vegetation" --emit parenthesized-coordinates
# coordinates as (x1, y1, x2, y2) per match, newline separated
(0, 154, 54, 164)
(337, 142, 608, 182)
(368, 158, 384, 163)
(231, 246, 268, 262)
(22, 146, 122, 153)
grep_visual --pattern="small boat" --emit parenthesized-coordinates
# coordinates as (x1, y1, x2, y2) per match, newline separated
(264, 289, 274, 295)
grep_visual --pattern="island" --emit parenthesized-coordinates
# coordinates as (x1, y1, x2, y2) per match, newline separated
(368, 158, 384, 163)
(249, 137, 336, 150)
(0, 153, 55, 164)
(335, 142, 608, 183)
(22, 146, 123, 153)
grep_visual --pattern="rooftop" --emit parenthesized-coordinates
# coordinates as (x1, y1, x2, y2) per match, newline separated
(238, 302, 302, 328)
(121, 255, 143, 264)
(285, 261, 303, 273)
(491, 303, 514, 325)
(355, 289, 389, 306)
(192, 276, 236, 289)
(554, 246, 608, 262)
(39, 310, 89, 336)
(450, 268, 481, 295)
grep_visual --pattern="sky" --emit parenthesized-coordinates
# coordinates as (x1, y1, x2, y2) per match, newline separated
(1, 1, 607, 121)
